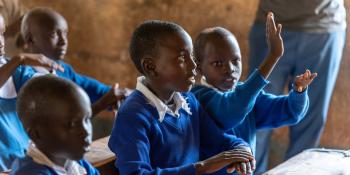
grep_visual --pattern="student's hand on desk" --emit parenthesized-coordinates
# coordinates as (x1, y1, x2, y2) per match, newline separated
(226, 147, 255, 175)
(266, 12, 284, 59)
(13, 53, 64, 72)
(194, 148, 254, 175)
(294, 69, 317, 92)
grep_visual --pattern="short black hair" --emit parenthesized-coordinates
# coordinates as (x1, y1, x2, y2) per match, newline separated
(129, 20, 185, 74)
(21, 7, 65, 42)
(17, 75, 89, 130)
(194, 27, 234, 63)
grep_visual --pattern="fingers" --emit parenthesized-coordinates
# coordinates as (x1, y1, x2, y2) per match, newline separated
(267, 12, 277, 32)
(246, 161, 252, 174)
(277, 23, 282, 36)
(250, 158, 256, 171)
(236, 163, 247, 175)
(310, 72, 318, 79)
(226, 149, 254, 160)
(50, 62, 64, 72)
(226, 163, 236, 174)
(20, 53, 65, 72)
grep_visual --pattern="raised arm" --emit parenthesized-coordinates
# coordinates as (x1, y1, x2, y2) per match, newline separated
(258, 12, 284, 79)
(193, 69, 269, 130)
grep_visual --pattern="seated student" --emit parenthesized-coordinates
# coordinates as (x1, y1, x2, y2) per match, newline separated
(108, 20, 256, 175)
(0, 13, 63, 171)
(191, 12, 317, 174)
(20, 7, 128, 115)
(11, 75, 99, 175)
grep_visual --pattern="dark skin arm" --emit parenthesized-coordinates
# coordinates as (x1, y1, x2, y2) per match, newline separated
(0, 53, 64, 87)
(194, 148, 255, 175)
(91, 83, 131, 116)
(258, 12, 284, 79)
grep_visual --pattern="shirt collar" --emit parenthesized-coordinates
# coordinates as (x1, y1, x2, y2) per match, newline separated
(0, 57, 17, 99)
(32, 66, 57, 75)
(0, 57, 6, 64)
(27, 141, 87, 175)
(136, 76, 192, 122)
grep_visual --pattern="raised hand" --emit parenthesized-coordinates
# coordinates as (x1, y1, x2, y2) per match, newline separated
(266, 12, 283, 58)
(294, 69, 317, 92)
(258, 12, 285, 79)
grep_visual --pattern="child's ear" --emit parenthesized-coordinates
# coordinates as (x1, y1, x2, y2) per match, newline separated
(24, 33, 34, 46)
(141, 58, 157, 77)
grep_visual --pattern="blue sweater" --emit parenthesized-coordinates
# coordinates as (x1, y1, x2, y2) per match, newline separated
(10, 156, 99, 175)
(108, 91, 249, 175)
(55, 61, 111, 103)
(191, 73, 309, 175)
(0, 65, 36, 171)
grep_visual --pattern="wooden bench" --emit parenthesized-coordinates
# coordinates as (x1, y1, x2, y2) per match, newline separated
(85, 136, 119, 175)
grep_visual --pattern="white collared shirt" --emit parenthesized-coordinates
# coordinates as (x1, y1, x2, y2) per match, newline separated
(0, 57, 53, 99)
(0, 57, 17, 99)
(27, 141, 87, 175)
(136, 76, 192, 122)
(32, 66, 57, 75)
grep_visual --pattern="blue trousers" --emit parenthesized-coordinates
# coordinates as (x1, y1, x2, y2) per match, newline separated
(248, 23, 346, 175)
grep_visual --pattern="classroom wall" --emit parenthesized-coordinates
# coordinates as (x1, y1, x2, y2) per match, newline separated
(23, 0, 350, 169)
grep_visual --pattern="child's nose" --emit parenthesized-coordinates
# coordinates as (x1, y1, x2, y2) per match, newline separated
(58, 34, 67, 46)
(81, 121, 92, 138)
(187, 56, 197, 73)
(224, 62, 235, 74)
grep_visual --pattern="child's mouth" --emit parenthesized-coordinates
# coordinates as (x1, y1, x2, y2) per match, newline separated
(224, 77, 237, 83)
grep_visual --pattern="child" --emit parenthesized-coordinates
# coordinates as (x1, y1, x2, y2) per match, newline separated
(191, 13, 317, 174)
(108, 20, 255, 175)
(20, 7, 128, 114)
(0, 13, 63, 171)
(11, 75, 99, 175)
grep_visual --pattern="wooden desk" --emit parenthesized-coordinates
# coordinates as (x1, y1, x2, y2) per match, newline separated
(263, 148, 350, 175)
(85, 136, 119, 175)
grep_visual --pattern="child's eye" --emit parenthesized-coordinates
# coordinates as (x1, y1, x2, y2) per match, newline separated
(50, 32, 58, 38)
(212, 61, 223, 67)
(69, 120, 79, 128)
(231, 59, 239, 65)
(178, 55, 185, 63)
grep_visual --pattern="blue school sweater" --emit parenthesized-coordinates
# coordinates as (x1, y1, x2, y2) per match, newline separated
(55, 61, 111, 103)
(191, 75, 309, 174)
(0, 65, 36, 171)
(192, 85, 309, 154)
(10, 156, 99, 175)
(195, 70, 269, 130)
(108, 90, 249, 175)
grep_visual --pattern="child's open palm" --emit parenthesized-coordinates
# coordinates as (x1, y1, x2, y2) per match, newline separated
(294, 70, 317, 92)
(266, 12, 284, 58)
